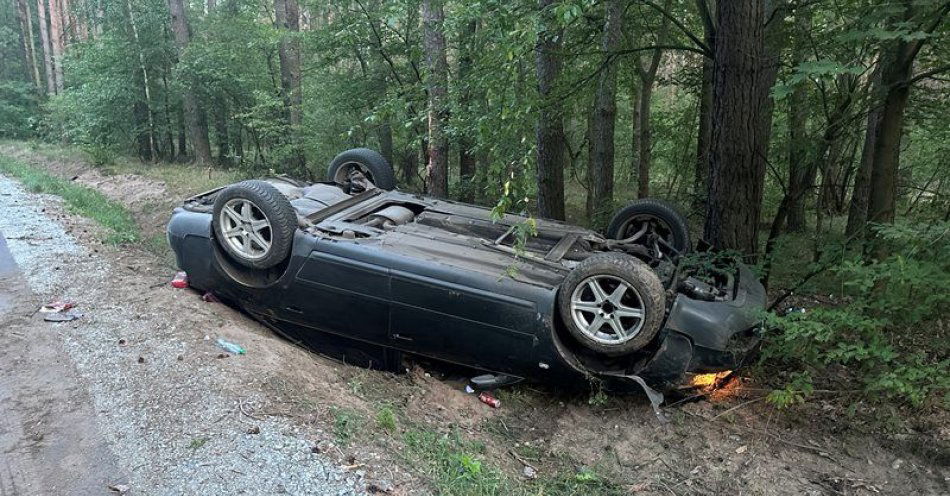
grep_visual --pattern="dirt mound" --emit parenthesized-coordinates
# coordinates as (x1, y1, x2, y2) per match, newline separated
(74, 172, 169, 208)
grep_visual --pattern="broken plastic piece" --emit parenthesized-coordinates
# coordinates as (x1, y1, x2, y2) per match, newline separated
(216, 338, 246, 355)
(44, 310, 82, 322)
(39, 300, 75, 313)
(171, 271, 188, 289)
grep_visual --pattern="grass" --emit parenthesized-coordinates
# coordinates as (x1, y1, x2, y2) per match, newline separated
(0, 154, 140, 244)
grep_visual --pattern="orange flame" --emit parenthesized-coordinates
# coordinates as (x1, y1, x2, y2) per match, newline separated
(689, 371, 733, 389)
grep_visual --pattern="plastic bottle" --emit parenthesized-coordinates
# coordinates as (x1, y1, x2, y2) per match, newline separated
(216, 338, 246, 355)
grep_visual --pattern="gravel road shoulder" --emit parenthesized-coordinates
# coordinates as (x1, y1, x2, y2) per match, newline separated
(0, 173, 370, 495)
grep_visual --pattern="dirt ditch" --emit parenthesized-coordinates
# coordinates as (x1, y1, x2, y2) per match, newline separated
(1, 142, 946, 495)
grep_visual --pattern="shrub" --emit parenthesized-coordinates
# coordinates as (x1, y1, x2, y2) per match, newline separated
(762, 221, 950, 407)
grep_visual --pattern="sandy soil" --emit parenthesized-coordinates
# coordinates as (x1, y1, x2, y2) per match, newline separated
(0, 142, 947, 495)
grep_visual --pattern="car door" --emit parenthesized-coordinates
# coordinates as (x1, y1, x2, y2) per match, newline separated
(388, 264, 541, 375)
(280, 238, 391, 345)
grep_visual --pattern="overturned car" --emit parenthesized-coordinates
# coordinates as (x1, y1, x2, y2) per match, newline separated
(167, 148, 764, 393)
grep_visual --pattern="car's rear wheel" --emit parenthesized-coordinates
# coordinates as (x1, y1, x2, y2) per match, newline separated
(212, 180, 296, 269)
(327, 148, 396, 190)
(606, 198, 690, 258)
(558, 253, 665, 356)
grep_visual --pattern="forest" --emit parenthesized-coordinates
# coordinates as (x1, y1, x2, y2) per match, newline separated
(0, 0, 947, 409)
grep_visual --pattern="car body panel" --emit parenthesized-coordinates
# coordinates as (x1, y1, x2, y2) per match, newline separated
(168, 184, 766, 389)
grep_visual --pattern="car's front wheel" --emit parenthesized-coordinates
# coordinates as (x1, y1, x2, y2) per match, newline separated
(327, 148, 396, 190)
(212, 180, 297, 269)
(558, 253, 665, 356)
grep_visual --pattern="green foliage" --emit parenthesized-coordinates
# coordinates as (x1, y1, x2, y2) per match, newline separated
(331, 406, 363, 445)
(402, 428, 506, 496)
(762, 222, 950, 406)
(0, 81, 38, 138)
(0, 155, 139, 244)
(375, 404, 397, 432)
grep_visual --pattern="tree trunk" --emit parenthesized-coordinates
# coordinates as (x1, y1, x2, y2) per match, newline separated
(36, 0, 55, 94)
(422, 0, 448, 197)
(274, 0, 305, 173)
(127, 0, 156, 161)
(691, 0, 716, 217)
(628, 73, 640, 184)
(177, 104, 187, 159)
(634, 0, 671, 199)
(785, 80, 808, 231)
(167, 0, 212, 164)
(535, 0, 565, 220)
(213, 100, 230, 164)
(458, 20, 477, 203)
(703, 0, 768, 254)
(845, 76, 881, 237)
(47, 0, 64, 93)
(586, 0, 622, 226)
(15, 0, 43, 92)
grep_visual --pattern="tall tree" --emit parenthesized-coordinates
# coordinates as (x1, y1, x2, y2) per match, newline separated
(865, 1, 948, 245)
(845, 64, 882, 237)
(422, 0, 448, 197)
(167, 0, 212, 163)
(14, 0, 42, 92)
(535, 0, 565, 220)
(47, 0, 63, 93)
(703, 0, 769, 254)
(586, 0, 622, 225)
(692, 0, 715, 216)
(127, 0, 156, 161)
(633, 0, 672, 199)
(458, 19, 477, 203)
(274, 0, 304, 173)
(35, 0, 54, 94)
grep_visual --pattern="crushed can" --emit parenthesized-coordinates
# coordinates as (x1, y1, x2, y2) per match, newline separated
(171, 271, 188, 289)
(478, 391, 501, 408)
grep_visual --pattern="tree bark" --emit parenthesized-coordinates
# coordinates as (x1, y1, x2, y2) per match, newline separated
(458, 20, 477, 203)
(422, 0, 448, 197)
(47, 0, 64, 93)
(586, 0, 622, 225)
(703, 0, 768, 254)
(213, 100, 230, 164)
(692, 1, 715, 216)
(274, 0, 305, 173)
(35, 0, 55, 94)
(634, 0, 672, 199)
(865, 0, 941, 240)
(535, 0, 565, 220)
(785, 79, 808, 231)
(127, 0, 156, 161)
(845, 66, 882, 237)
(15, 0, 43, 92)
(167, 0, 212, 164)
(628, 73, 640, 184)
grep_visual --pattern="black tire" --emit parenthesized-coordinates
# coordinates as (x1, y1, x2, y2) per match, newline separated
(605, 198, 691, 254)
(558, 253, 666, 356)
(212, 180, 296, 269)
(327, 148, 396, 190)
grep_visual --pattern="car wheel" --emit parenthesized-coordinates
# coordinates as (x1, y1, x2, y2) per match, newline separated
(605, 198, 691, 256)
(212, 180, 296, 269)
(558, 253, 665, 356)
(327, 148, 396, 190)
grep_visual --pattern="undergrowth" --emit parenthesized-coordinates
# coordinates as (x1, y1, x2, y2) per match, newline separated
(0, 154, 139, 244)
(762, 221, 950, 408)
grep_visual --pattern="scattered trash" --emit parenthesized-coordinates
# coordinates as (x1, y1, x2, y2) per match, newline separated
(246, 425, 260, 435)
(201, 291, 219, 303)
(784, 306, 807, 315)
(43, 310, 82, 322)
(736, 445, 748, 454)
(522, 466, 537, 479)
(216, 338, 246, 355)
(107, 483, 130, 494)
(478, 391, 501, 408)
(170, 271, 188, 289)
(464, 385, 475, 394)
(39, 300, 75, 313)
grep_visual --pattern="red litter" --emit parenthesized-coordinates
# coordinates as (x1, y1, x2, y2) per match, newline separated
(478, 392, 501, 408)
(170, 271, 188, 289)
(39, 300, 75, 313)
